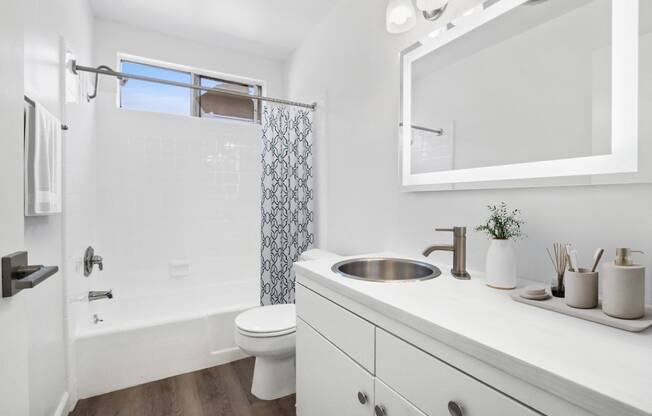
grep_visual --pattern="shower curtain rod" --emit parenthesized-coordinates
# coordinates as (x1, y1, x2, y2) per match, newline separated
(71, 61, 317, 110)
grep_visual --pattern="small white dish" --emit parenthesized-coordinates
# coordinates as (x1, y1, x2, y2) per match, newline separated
(520, 292, 551, 301)
(520, 285, 551, 301)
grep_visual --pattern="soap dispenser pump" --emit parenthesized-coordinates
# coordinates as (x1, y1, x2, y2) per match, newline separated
(602, 248, 646, 319)
(614, 248, 643, 266)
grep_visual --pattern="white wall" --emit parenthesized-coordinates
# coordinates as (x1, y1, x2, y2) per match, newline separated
(23, 0, 96, 414)
(286, 0, 652, 303)
(89, 20, 285, 298)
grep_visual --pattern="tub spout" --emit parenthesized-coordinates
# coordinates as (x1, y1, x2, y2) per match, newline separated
(89, 290, 113, 302)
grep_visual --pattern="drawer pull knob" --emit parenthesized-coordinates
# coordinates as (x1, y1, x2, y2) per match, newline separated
(374, 405, 387, 416)
(448, 401, 464, 416)
(357, 391, 368, 404)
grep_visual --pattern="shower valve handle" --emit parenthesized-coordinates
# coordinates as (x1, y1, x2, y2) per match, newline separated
(84, 246, 104, 276)
(93, 255, 103, 271)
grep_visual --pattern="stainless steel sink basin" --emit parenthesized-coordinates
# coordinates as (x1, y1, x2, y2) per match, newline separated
(331, 258, 441, 282)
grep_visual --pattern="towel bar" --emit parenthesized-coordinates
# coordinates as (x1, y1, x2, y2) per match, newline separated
(24, 95, 68, 131)
(1, 251, 59, 298)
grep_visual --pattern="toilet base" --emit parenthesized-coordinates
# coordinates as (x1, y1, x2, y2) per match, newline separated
(251, 355, 296, 400)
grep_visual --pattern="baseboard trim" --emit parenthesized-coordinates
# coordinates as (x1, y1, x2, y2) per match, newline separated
(53, 391, 69, 416)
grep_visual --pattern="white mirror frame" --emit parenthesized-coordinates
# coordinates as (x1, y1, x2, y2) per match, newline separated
(401, 0, 639, 190)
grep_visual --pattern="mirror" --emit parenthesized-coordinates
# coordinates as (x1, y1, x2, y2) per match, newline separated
(401, 0, 649, 190)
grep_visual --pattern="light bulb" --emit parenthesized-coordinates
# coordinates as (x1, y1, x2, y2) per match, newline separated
(390, 5, 411, 25)
(386, 0, 417, 34)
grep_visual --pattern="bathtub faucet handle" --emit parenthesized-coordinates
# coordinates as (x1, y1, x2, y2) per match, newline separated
(94, 255, 103, 271)
(84, 246, 104, 276)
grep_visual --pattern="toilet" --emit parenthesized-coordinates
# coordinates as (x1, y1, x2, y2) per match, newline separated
(234, 249, 339, 400)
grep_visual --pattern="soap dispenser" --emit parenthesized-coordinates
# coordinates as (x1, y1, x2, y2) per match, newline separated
(601, 248, 646, 319)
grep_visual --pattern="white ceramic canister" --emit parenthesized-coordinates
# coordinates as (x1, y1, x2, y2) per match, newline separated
(602, 262, 646, 319)
(485, 238, 517, 289)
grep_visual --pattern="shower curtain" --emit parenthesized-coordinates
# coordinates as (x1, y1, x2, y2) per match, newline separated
(260, 103, 314, 305)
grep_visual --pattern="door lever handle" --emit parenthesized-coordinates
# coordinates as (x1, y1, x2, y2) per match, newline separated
(2, 252, 59, 298)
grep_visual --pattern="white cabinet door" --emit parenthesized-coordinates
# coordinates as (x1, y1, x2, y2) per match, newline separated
(375, 379, 427, 416)
(296, 318, 374, 416)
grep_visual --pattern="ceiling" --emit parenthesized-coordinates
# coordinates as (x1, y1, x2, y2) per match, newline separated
(89, 0, 341, 60)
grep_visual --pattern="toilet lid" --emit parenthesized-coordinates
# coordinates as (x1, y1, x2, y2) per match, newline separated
(236, 304, 296, 335)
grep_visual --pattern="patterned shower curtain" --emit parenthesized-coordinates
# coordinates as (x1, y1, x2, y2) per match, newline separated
(260, 103, 314, 305)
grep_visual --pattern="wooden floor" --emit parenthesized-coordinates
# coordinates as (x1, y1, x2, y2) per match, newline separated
(70, 357, 296, 416)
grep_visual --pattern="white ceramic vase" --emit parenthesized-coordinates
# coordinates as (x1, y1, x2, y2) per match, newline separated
(485, 238, 517, 289)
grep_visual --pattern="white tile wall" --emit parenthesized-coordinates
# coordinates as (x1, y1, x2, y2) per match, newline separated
(86, 19, 285, 300)
(94, 98, 262, 297)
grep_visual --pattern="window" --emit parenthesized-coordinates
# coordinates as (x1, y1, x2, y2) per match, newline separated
(119, 58, 263, 123)
(198, 76, 262, 123)
(120, 61, 192, 116)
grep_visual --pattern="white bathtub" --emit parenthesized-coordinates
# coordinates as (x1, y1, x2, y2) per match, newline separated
(73, 280, 259, 399)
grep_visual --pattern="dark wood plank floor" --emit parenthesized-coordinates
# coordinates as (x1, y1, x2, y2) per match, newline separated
(70, 357, 296, 416)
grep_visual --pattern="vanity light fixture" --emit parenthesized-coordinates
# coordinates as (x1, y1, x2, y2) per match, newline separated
(416, 0, 449, 21)
(387, 0, 449, 34)
(386, 0, 417, 33)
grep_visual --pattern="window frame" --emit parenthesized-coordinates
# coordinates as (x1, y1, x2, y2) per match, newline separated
(117, 53, 266, 124)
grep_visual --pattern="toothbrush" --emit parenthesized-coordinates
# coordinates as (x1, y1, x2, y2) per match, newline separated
(570, 250, 579, 272)
(591, 248, 605, 272)
(566, 245, 577, 272)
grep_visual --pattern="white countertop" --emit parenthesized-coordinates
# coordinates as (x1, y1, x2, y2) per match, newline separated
(295, 253, 652, 416)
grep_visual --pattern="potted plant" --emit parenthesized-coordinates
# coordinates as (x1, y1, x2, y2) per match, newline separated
(475, 202, 525, 289)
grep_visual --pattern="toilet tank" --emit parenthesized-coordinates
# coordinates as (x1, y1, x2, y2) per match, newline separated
(299, 249, 340, 262)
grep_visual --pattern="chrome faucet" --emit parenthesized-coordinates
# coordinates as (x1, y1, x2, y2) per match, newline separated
(423, 227, 470, 280)
(88, 290, 113, 302)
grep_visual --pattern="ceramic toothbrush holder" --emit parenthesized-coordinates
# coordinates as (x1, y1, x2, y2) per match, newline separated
(564, 269, 598, 309)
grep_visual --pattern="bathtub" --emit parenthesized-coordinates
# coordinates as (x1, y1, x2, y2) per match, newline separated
(73, 280, 259, 399)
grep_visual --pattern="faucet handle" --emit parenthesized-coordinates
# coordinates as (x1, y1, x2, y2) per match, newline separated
(436, 227, 466, 235)
(93, 255, 103, 271)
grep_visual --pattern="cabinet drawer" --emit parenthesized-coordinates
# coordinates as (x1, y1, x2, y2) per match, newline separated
(375, 379, 427, 416)
(296, 283, 375, 372)
(376, 329, 539, 416)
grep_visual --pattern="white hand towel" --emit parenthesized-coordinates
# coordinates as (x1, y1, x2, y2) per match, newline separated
(25, 101, 62, 215)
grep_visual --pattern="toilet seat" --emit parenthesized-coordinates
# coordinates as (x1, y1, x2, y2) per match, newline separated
(235, 304, 296, 338)
(237, 327, 295, 338)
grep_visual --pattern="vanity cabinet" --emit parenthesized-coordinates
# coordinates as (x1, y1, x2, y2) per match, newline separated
(296, 319, 374, 416)
(296, 283, 540, 416)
